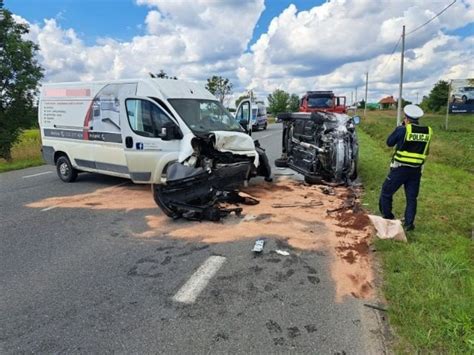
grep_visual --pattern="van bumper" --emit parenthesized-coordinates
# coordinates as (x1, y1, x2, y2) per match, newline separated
(153, 161, 251, 220)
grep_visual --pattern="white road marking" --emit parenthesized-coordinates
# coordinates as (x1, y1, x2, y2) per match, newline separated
(41, 206, 57, 212)
(172, 256, 227, 304)
(22, 171, 52, 179)
(257, 132, 278, 140)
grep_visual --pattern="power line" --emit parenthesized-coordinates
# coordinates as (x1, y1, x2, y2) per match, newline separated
(406, 0, 457, 36)
(375, 35, 402, 77)
(372, 0, 456, 81)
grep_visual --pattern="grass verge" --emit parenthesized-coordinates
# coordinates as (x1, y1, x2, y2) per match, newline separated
(0, 129, 43, 173)
(358, 123, 474, 352)
(362, 110, 474, 173)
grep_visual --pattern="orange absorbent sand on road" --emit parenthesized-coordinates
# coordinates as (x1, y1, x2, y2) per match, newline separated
(27, 178, 374, 301)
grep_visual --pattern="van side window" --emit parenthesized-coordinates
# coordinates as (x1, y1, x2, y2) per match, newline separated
(126, 99, 173, 138)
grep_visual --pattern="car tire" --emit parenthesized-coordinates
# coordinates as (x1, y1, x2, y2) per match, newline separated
(274, 158, 288, 168)
(56, 155, 78, 182)
(304, 175, 322, 185)
(264, 122, 268, 130)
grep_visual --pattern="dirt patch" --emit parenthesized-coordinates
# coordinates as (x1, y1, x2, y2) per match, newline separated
(26, 183, 155, 211)
(26, 177, 374, 301)
(336, 211, 370, 230)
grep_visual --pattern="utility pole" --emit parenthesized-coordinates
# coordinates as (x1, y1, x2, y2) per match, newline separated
(355, 87, 358, 105)
(445, 80, 451, 130)
(364, 72, 368, 117)
(396, 25, 405, 126)
(416, 92, 419, 104)
(351, 91, 353, 105)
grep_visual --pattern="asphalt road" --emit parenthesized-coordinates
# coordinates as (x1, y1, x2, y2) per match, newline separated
(0, 124, 386, 354)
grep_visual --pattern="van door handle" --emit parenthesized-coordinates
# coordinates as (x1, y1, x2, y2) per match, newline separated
(125, 136, 133, 148)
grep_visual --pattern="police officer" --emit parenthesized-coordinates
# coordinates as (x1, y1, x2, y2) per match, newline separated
(379, 104, 433, 231)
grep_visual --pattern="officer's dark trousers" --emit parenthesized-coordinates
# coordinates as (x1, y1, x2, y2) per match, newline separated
(379, 166, 421, 226)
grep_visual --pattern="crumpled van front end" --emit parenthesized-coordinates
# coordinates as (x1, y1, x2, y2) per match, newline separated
(148, 83, 271, 220)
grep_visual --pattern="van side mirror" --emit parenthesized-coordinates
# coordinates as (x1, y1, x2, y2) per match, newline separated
(160, 122, 183, 140)
(353, 115, 361, 125)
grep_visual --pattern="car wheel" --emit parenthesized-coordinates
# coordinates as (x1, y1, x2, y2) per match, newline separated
(264, 122, 268, 130)
(462, 95, 467, 104)
(56, 155, 78, 182)
(304, 175, 322, 185)
(274, 158, 288, 168)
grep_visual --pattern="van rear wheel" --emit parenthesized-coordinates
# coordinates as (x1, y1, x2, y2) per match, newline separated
(56, 155, 78, 182)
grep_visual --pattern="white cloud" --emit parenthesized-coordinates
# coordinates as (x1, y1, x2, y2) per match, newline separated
(238, 0, 474, 102)
(12, 0, 474, 104)
(15, 0, 264, 85)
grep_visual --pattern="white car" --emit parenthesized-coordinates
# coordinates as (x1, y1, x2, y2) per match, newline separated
(451, 87, 474, 104)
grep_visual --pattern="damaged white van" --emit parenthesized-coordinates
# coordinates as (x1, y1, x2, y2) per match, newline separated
(39, 78, 271, 219)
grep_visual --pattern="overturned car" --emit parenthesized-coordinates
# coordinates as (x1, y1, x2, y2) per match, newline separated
(275, 111, 360, 185)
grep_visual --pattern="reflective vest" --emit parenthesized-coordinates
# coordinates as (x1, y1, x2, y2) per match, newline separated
(393, 124, 432, 167)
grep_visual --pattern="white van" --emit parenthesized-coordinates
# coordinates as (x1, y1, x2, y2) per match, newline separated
(235, 100, 267, 133)
(39, 79, 271, 217)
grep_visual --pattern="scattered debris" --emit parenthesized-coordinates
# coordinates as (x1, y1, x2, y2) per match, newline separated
(275, 250, 290, 256)
(368, 215, 407, 242)
(243, 214, 258, 222)
(28, 178, 375, 301)
(363, 303, 388, 312)
(272, 201, 323, 208)
(155, 185, 259, 222)
(320, 186, 336, 195)
(252, 239, 265, 253)
(326, 186, 360, 213)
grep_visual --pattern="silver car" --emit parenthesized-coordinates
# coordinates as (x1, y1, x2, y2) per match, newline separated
(451, 87, 474, 104)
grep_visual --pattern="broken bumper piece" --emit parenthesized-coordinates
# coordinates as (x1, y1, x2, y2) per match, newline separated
(153, 161, 259, 221)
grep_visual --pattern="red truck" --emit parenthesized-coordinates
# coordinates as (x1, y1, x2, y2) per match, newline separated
(299, 91, 347, 114)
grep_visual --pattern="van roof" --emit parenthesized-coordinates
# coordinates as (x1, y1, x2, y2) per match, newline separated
(41, 78, 215, 100)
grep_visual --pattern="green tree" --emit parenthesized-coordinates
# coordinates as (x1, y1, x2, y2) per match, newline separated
(288, 94, 300, 112)
(401, 98, 412, 107)
(205, 76, 233, 104)
(235, 94, 249, 108)
(150, 70, 177, 80)
(267, 89, 290, 116)
(0, 8, 43, 161)
(427, 80, 449, 112)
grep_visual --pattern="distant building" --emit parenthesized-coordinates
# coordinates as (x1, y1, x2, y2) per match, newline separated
(379, 96, 397, 109)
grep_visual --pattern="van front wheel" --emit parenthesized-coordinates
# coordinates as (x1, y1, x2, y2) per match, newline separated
(56, 155, 78, 182)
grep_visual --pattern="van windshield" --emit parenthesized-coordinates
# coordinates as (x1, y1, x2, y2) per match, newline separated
(169, 99, 244, 133)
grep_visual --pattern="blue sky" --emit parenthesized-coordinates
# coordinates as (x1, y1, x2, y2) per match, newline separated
(6, 0, 327, 46)
(6, 0, 474, 103)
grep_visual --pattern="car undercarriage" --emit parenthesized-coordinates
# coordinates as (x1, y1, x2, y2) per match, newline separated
(275, 111, 359, 185)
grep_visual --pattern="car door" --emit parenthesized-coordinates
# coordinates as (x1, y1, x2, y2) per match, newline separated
(235, 99, 252, 135)
(121, 97, 182, 182)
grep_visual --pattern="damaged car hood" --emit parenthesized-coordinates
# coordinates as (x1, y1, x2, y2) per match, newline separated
(211, 131, 259, 166)
(211, 131, 255, 152)
(179, 131, 259, 166)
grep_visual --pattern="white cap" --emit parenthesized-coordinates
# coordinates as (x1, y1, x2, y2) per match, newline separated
(403, 104, 424, 120)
